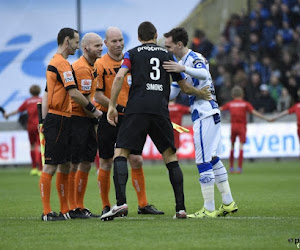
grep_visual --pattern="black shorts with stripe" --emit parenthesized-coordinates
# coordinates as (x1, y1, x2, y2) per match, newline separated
(70, 115, 97, 164)
(44, 113, 71, 165)
(116, 113, 176, 154)
(97, 113, 142, 159)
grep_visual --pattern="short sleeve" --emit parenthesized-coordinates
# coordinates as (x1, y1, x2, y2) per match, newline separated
(58, 61, 76, 89)
(75, 67, 93, 95)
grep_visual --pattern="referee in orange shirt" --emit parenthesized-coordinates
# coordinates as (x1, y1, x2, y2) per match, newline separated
(68, 33, 103, 218)
(39, 28, 102, 221)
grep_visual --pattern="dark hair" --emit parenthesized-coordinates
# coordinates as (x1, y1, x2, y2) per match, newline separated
(29, 84, 41, 96)
(57, 28, 78, 45)
(138, 21, 157, 41)
(163, 27, 188, 46)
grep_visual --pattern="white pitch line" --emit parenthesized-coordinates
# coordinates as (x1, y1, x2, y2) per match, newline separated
(1, 216, 299, 221)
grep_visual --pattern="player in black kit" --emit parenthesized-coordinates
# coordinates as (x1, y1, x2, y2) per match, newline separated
(101, 21, 211, 220)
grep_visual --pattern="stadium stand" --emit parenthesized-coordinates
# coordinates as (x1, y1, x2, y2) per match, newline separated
(177, 0, 300, 120)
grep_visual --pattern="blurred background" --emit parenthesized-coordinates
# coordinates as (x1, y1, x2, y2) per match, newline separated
(0, 0, 299, 165)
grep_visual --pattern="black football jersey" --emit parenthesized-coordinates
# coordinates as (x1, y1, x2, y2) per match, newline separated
(121, 43, 184, 117)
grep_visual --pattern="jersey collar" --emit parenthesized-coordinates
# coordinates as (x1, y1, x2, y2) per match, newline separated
(182, 49, 192, 65)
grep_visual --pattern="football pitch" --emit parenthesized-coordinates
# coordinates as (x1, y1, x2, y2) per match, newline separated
(0, 160, 299, 249)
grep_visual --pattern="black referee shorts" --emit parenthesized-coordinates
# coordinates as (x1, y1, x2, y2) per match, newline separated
(70, 115, 97, 164)
(44, 113, 71, 165)
(116, 113, 176, 154)
(97, 113, 141, 159)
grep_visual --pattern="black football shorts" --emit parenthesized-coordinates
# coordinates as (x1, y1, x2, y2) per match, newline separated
(116, 113, 176, 154)
(44, 113, 71, 165)
(97, 113, 141, 159)
(70, 115, 97, 164)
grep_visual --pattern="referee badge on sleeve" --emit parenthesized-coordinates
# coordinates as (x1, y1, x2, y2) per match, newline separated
(63, 71, 74, 83)
(81, 79, 92, 91)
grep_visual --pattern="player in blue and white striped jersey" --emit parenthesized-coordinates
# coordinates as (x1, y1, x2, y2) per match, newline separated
(163, 27, 238, 218)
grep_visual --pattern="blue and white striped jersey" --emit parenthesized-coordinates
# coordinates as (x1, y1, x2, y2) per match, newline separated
(170, 49, 220, 122)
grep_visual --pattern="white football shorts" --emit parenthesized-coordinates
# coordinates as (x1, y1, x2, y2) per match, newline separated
(193, 115, 222, 164)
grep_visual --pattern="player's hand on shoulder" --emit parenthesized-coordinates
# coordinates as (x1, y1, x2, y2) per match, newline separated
(107, 106, 118, 127)
(198, 86, 211, 100)
(163, 60, 185, 73)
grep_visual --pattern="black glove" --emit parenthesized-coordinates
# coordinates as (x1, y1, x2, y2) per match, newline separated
(116, 105, 126, 114)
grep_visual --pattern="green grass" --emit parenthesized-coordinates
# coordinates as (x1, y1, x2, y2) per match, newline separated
(0, 160, 299, 249)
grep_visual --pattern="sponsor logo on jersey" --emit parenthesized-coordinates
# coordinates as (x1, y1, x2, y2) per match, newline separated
(63, 71, 74, 83)
(81, 79, 92, 91)
(230, 103, 247, 108)
(146, 83, 163, 91)
(138, 46, 168, 53)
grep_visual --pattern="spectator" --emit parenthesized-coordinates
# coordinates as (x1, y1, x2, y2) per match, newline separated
(253, 84, 277, 113)
(287, 76, 299, 102)
(247, 52, 263, 74)
(218, 79, 233, 106)
(290, 0, 300, 28)
(277, 87, 292, 111)
(268, 73, 283, 103)
(291, 62, 300, 86)
(249, 19, 261, 36)
(260, 55, 273, 84)
(245, 72, 262, 104)
(248, 32, 262, 55)
(233, 69, 248, 89)
(261, 19, 277, 50)
(223, 13, 242, 44)
(214, 65, 231, 94)
(269, 33, 285, 59)
(228, 48, 246, 75)
(191, 29, 214, 59)
(277, 21, 294, 44)
(269, 3, 283, 28)
(278, 50, 293, 88)
(281, 3, 291, 24)
(214, 44, 229, 66)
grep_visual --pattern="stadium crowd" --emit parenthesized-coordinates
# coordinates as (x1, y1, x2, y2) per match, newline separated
(178, 0, 300, 114)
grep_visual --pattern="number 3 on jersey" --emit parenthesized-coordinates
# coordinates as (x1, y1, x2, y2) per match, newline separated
(150, 57, 160, 80)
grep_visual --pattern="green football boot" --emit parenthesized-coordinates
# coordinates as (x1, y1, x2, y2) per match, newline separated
(217, 201, 238, 217)
(187, 207, 217, 218)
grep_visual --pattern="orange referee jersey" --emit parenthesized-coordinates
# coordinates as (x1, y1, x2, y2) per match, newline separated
(46, 53, 77, 117)
(71, 56, 97, 117)
(95, 53, 130, 112)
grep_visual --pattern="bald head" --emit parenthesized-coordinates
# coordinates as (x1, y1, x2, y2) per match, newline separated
(81, 32, 103, 63)
(105, 27, 124, 59)
(81, 32, 102, 48)
(105, 27, 122, 40)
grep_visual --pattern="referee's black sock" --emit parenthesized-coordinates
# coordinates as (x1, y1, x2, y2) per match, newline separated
(113, 156, 128, 206)
(166, 161, 185, 212)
